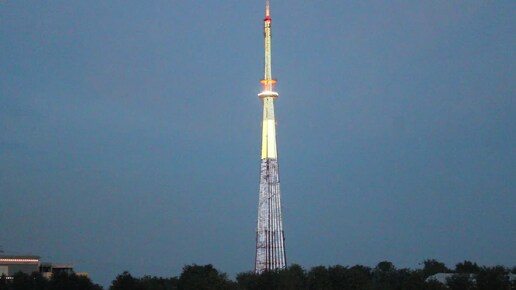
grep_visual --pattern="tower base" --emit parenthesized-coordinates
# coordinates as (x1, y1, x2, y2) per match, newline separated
(255, 158, 286, 273)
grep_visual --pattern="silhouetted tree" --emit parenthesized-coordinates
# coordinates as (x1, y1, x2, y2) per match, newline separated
(400, 270, 426, 290)
(346, 265, 372, 290)
(11, 272, 32, 290)
(456, 261, 481, 274)
(255, 270, 280, 290)
(393, 268, 412, 290)
(422, 259, 449, 278)
(234, 271, 252, 290)
(446, 273, 476, 290)
(29, 272, 48, 290)
(278, 264, 306, 290)
(327, 265, 349, 290)
(110, 271, 143, 290)
(49, 271, 102, 290)
(235, 271, 257, 290)
(307, 266, 331, 290)
(6, 271, 100, 290)
(177, 264, 235, 290)
(476, 266, 511, 290)
(139, 275, 178, 290)
(423, 279, 448, 290)
(0, 275, 8, 290)
(39, 259, 514, 290)
(372, 261, 399, 290)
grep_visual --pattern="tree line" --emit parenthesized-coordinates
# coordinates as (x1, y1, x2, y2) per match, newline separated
(1, 259, 515, 290)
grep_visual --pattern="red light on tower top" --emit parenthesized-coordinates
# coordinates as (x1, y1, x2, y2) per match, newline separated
(265, 0, 272, 21)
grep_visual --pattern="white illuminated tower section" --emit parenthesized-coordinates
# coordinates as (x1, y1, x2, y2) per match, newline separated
(255, 0, 286, 273)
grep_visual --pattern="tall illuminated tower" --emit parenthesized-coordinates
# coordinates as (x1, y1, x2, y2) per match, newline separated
(254, 0, 286, 273)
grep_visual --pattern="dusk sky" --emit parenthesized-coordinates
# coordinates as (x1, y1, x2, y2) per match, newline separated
(1, 0, 515, 287)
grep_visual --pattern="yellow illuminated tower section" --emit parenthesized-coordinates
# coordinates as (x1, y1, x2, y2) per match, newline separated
(255, 0, 286, 273)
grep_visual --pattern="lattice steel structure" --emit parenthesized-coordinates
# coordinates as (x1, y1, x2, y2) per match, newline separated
(254, 0, 287, 273)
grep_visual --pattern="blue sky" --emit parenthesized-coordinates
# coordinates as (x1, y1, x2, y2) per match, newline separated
(1, 0, 515, 286)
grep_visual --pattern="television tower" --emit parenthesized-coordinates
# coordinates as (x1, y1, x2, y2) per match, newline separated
(254, 0, 287, 273)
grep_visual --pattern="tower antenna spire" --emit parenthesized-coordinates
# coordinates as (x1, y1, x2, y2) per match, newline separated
(254, 0, 286, 274)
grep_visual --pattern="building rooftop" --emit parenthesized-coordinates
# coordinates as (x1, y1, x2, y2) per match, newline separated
(0, 255, 40, 263)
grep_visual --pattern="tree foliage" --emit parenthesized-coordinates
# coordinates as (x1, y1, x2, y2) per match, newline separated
(422, 259, 450, 278)
(476, 266, 511, 290)
(109, 271, 178, 290)
(177, 264, 236, 290)
(233, 260, 513, 290)
(455, 261, 480, 274)
(446, 273, 476, 290)
(2, 271, 102, 290)
(2, 260, 513, 290)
